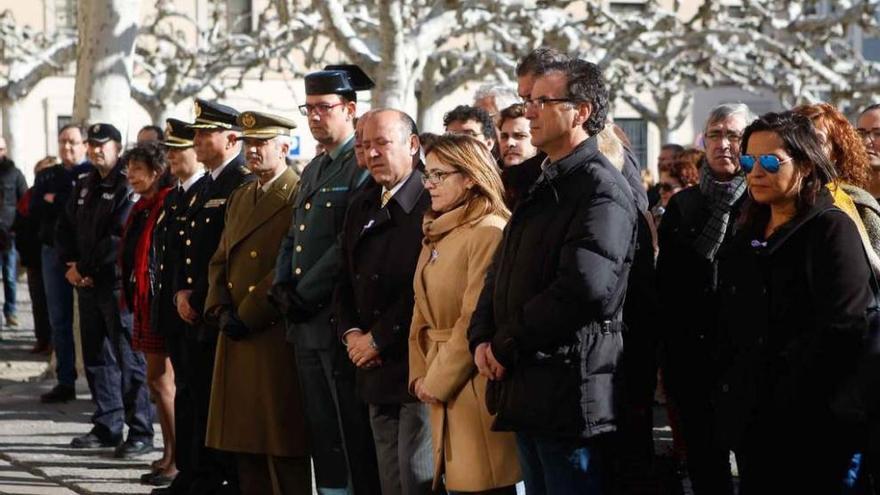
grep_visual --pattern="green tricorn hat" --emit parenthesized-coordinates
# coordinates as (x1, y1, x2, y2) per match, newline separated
(238, 111, 297, 139)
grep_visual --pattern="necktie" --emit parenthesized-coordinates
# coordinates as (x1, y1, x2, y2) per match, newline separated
(381, 190, 392, 208)
(255, 186, 264, 203)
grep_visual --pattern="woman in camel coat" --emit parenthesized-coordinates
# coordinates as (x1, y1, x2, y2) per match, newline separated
(409, 134, 521, 494)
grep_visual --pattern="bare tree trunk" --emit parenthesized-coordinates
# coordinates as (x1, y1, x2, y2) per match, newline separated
(374, 0, 409, 110)
(72, 0, 142, 135)
(1, 99, 26, 169)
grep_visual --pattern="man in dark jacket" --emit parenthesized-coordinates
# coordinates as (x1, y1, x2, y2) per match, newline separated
(56, 123, 154, 456)
(167, 99, 252, 495)
(271, 65, 379, 495)
(335, 109, 433, 495)
(468, 59, 637, 494)
(656, 103, 753, 495)
(0, 137, 27, 329)
(32, 124, 92, 403)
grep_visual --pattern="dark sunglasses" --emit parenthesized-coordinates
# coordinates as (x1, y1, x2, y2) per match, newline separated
(739, 154, 793, 174)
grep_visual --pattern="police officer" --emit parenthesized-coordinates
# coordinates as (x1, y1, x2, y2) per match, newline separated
(56, 123, 155, 457)
(150, 118, 206, 495)
(174, 100, 253, 494)
(270, 65, 380, 495)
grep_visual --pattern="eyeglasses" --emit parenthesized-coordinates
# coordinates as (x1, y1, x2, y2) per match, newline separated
(298, 102, 345, 116)
(739, 154, 793, 174)
(523, 97, 579, 110)
(857, 128, 880, 143)
(705, 131, 743, 143)
(658, 182, 679, 192)
(421, 170, 461, 185)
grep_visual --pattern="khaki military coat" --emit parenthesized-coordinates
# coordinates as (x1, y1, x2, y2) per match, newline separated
(408, 205, 521, 491)
(205, 167, 308, 457)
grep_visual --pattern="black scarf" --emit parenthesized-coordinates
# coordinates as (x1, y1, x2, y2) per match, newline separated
(693, 165, 747, 260)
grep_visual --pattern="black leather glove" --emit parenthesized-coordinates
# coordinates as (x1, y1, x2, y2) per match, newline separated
(218, 308, 249, 341)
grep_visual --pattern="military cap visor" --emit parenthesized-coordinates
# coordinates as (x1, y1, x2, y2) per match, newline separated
(188, 99, 242, 131)
(238, 111, 297, 139)
(164, 118, 195, 148)
(87, 123, 122, 144)
(305, 64, 375, 96)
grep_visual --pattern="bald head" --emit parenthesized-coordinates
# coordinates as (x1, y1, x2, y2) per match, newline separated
(363, 109, 420, 189)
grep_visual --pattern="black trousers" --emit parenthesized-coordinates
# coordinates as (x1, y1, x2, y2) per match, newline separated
(293, 343, 381, 493)
(77, 285, 154, 442)
(26, 264, 51, 344)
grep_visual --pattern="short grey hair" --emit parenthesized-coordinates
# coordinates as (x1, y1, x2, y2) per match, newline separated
(704, 102, 756, 132)
(474, 84, 519, 112)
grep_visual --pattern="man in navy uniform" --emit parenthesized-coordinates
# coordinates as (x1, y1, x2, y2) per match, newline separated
(271, 65, 381, 495)
(150, 118, 206, 495)
(56, 123, 155, 457)
(173, 100, 253, 495)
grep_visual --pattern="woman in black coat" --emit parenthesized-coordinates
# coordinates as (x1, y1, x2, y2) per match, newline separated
(715, 111, 872, 494)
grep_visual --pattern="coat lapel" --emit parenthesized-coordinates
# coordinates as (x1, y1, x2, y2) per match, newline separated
(227, 168, 297, 251)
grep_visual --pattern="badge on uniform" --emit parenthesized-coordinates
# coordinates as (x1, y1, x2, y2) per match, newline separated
(101, 192, 115, 200)
(205, 198, 226, 208)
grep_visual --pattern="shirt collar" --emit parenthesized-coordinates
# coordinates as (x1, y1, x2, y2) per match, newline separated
(259, 168, 285, 192)
(381, 172, 412, 200)
(179, 171, 204, 192)
(211, 154, 238, 180)
(328, 134, 355, 161)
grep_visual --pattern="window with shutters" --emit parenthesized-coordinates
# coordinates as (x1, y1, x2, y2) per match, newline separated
(615, 119, 648, 170)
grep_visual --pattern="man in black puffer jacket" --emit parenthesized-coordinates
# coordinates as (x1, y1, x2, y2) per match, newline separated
(468, 58, 637, 494)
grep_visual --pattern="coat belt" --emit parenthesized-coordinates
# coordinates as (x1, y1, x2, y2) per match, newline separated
(426, 328, 453, 342)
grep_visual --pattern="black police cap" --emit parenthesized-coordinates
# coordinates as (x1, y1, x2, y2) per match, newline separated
(304, 64, 375, 99)
(189, 99, 241, 131)
(87, 123, 122, 144)
(164, 118, 196, 148)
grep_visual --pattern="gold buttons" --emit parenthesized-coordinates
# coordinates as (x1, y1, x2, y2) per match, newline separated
(178, 230, 184, 236)
(326, 202, 332, 207)
(206, 218, 210, 223)
(186, 239, 191, 246)
(248, 285, 255, 293)
(227, 282, 233, 289)
(250, 251, 257, 259)
(295, 245, 302, 253)
(294, 267, 302, 275)
(160, 264, 164, 270)
(191, 221, 195, 227)
(186, 258, 191, 265)
(305, 203, 311, 210)
(299, 224, 305, 231)
(186, 277, 193, 284)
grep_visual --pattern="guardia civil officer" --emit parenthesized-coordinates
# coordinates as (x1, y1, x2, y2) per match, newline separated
(174, 100, 253, 494)
(149, 118, 206, 495)
(270, 65, 381, 495)
(56, 123, 155, 456)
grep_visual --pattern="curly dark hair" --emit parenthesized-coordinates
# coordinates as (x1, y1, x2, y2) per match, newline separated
(443, 105, 496, 144)
(124, 141, 173, 188)
(543, 59, 608, 136)
(668, 150, 702, 187)
(515, 47, 569, 77)
(740, 111, 837, 220)
(792, 102, 870, 189)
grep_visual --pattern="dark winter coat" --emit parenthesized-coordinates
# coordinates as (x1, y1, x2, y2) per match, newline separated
(713, 190, 872, 450)
(656, 186, 746, 402)
(0, 157, 26, 232)
(501, 153, 543, 210)
(31, 161, 92, 247)
(468, 136, 638, 440)
(334, 171, 431, 404)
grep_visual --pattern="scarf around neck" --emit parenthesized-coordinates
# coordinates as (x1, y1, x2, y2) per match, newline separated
(692, 164, 747, 260)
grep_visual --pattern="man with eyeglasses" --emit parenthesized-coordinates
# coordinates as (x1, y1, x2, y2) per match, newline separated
(857, 104, 880, 199)
(656, 102, 754, 495)
(468, 58, 637, 494)
(271, 64, 379, 495)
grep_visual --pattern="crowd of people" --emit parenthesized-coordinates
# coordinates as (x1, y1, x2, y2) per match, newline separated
(1, 45, 879, 495)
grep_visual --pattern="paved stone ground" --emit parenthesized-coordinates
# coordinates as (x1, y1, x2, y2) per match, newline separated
(0, 282, 162, 495)
(0, 279, 709, 495)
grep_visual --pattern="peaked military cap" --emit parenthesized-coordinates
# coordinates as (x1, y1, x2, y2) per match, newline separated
(238, 111, 297, 139)
(189, 99, 241, 130)
(304, 64, 375, 99)
(164, 118, 196, 148)
(87, 123, 122, 144)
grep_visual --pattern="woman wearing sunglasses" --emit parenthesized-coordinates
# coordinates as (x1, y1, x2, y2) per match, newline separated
(714, 111, 872, 493)
(408, 134, 521, 494)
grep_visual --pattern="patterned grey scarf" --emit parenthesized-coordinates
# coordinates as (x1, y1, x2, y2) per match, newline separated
(693, 164, 747, 260)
